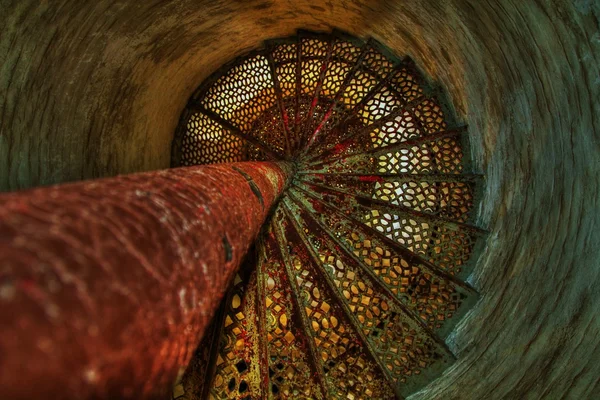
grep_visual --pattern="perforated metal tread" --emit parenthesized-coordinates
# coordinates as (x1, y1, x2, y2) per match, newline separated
(171, 30, 485, 400)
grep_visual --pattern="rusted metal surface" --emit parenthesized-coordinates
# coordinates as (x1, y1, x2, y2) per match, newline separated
(0, 161, 291, 399)
(172, 30, 485, 399)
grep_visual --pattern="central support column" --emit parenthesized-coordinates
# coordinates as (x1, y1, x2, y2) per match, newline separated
(0, 161, 292, 399)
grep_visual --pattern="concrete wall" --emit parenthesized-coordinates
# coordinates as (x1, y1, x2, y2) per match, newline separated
(1, 0, 599, 398)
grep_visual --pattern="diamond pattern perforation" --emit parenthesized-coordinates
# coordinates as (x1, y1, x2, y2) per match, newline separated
(276, 211, 397, 399)
(201, 54, 277, 133)
(363, 48, 395, 77)
(308, 135, 465, 176)
(302, 174, 476, 223)
(413, 99, 447, 135)
(287, 187, 473, 332)
(283, 201, 452, 388)
(179, 113, 245, 166)
(295, 180, 479, 278)
(207, 273, 262, 400)
(272, 42, 297, 63)
(331, 39, 362, 64)
(259, 229, 325, 399)
(275, 63, 297, 97)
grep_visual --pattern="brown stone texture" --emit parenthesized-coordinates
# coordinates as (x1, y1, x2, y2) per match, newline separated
(0, 162, 290, 399)
(0, 0, 599, 399)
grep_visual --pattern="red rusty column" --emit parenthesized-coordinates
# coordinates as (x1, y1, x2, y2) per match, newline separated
(0, 161, 292, 399)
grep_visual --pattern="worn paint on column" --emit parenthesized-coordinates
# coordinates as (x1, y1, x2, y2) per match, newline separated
(0, 161, 291, 399)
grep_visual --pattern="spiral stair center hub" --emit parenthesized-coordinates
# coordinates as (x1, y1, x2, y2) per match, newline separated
(172, 29, 486, 399)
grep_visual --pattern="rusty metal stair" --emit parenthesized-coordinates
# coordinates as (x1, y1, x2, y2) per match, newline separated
(171, 29, 485, 400)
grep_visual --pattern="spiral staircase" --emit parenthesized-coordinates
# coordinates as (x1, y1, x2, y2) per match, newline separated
(171, 30, 485, 399)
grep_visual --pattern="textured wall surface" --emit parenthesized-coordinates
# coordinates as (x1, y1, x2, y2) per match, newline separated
(1, 0, 599, 398)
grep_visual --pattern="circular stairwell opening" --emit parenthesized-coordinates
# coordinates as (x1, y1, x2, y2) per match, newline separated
(171, 29, 486, 399)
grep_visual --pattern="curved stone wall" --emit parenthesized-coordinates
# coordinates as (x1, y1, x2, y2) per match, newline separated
(1, 0, 599, 398)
